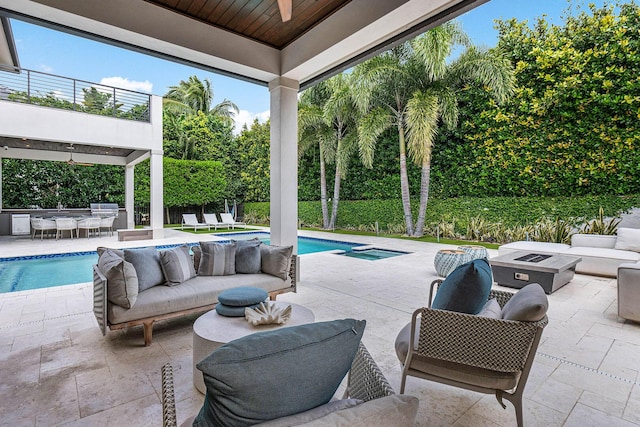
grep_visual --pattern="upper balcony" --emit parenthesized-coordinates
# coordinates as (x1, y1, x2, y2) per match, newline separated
(0, 65, 150, 123)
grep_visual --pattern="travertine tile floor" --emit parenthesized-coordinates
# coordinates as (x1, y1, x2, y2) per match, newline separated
(1, 228, 639, 426)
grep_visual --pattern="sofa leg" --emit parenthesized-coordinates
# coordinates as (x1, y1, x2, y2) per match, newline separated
(143, 321, 154, 346)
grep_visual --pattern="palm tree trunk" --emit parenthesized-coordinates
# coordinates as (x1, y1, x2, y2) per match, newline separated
(398, 123, 414, 236)
(329, 169, 341, 229)
(414, 161, 431, 237)
(319, 146, 330, 229)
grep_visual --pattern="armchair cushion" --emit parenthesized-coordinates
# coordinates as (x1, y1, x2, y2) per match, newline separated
(159, 245, 196, 286)
(124, 247, 164, 292)
(194, 319, 366, 427)
(477, 298, 502, 319)
(431, 258, 492, 314)
(255, 399, 362, 426)
(198, 242, 237, 276)
(501, 283, 548, 321)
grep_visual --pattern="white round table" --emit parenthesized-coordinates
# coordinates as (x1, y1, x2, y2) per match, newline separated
(192, 301, 315, 393)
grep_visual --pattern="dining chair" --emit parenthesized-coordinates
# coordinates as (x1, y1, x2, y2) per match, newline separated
(99, 216, 116, 236)
(77, 217, 101, 238)
(55, 217, 77, 239)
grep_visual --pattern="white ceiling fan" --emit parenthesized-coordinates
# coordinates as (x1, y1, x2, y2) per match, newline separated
(66, 144, 94, 166)
(277, 0, 292, 22)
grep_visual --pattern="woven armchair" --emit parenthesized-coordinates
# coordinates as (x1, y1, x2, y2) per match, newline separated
(161, 342, 394, 427)
(399, 280, 548, 427)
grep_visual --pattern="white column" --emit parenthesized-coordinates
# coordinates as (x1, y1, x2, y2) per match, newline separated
(268, 77, 299, 253)
(150, 150, 164, 239)
(125, 165, 134, 229)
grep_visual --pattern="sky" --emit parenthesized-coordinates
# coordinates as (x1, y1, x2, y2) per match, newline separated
(9, 0, 609, 133)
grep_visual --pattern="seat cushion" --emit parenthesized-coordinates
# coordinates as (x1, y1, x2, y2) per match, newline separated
(501, 283, 548, 321)
(218, 286, 268, 307)
(254, 399, 362, 426)
(159, 245, 196, 286)
(124, 247, 165, 292)
(194, 319, 366, 427)
(261, 244, 293, 280)
(98, 249, 138, 309)
(198, 242, 236, 276)
(614, 228, 640, 252)
(233, 239, 263, 274)
(215, 302, 261, 317)
(499, 241, 570, 255)
(431, 258, 492, 314)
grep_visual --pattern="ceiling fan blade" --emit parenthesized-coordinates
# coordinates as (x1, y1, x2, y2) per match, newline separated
(277, 0, 292, 22)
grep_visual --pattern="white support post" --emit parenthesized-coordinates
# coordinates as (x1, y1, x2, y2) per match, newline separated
(150, 150, 164, 239)
(268, 77, 299, 254)
(125, 165, 134, 229)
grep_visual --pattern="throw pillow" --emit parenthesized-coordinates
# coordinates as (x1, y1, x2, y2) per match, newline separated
(192, 245, 202, 272)
(194, 319, 366, 427)
(232, 239, 263, 274)
(159, 245, 196, 286)
(477, 298, 502, 319)
(431, 258, 493, 314)
(614, 227, 640, 253)
(97, 248, 138, 308)
(260, 244, 293, 280)
(97, 246, 124, 258)
(501, 283, 549, 321)
(124, 247, 165, 292)
(198, 242, 237, 276)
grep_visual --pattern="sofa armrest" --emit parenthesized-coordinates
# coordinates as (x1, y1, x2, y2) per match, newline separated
(571, 233, 617, 249)
(92, 265, 108, 336)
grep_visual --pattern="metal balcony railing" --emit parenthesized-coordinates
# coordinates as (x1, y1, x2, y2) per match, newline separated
(0, 65, 151, 122)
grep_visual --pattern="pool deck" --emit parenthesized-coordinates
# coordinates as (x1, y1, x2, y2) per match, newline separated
(1, 228, 639, 426)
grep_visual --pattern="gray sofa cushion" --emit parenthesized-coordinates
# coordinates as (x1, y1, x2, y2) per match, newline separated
(233, 239, 263, 274)
(194, 319, 366, 427)
(501, 283, 548, 321)
(124, 247, 165, 292)
(255, 399, 362, 426)
(198, 242, 236, 276)
(98, 249, 138, 309)
(108, 273, 287, 324)
(261, 244, 293, 280)
(159, 245, 196, 286)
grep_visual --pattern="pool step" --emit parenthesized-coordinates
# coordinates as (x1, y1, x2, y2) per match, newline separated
(117, 228, 154, 241)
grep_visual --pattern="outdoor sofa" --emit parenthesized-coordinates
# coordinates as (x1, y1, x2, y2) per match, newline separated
(498, 228, 640, 278)
(93, 240, 296, 346)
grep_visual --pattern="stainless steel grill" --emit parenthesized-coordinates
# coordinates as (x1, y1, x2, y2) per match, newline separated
(90, 203, 119, 217)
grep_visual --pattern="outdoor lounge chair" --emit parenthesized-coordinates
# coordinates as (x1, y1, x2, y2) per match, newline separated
(203, 213, 230, 230)
(181, 213, 210, 231)
(219, 212, 246, 229)
(396, 281, 548, 427)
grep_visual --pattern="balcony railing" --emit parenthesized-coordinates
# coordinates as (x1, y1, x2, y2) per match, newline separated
(0, 65, 151, 122)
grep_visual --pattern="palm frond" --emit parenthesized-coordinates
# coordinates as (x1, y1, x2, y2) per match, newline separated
(357, 107, 392, 168)
(406, 90, 439, 164)
(449, 47, 515, 104)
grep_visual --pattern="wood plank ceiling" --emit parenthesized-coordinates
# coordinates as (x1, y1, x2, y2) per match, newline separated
(144, 0, 352, 49)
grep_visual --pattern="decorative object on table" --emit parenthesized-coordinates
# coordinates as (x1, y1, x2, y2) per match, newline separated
(245, 302, 292, 326)
(215, 286, 268, 317)
(458, 245, 489, 261)
(433, 249, 472, 277)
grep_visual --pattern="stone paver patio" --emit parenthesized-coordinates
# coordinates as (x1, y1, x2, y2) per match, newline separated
(0, 228, 639, 426)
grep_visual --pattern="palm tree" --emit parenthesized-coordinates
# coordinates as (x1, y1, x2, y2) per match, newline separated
(299, 74, 359, 229)
(164, 75, 239, 123)
(353, 21, 515, 236)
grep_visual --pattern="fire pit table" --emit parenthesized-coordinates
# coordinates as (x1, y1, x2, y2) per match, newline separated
(490, 251, 581, 294)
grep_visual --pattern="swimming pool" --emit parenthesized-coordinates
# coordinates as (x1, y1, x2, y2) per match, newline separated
(0, 234, 360, 293)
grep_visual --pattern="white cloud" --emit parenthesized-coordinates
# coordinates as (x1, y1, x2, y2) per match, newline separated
(40, 64, 54, 73)
(233, 109, 270, 135)
(99, 76, 153, 93)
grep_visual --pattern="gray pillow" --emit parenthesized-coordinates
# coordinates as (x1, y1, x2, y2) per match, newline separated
(97, 246, 124, 258)
(198, 242, 236, 276)
(194, 319, 366, 427)
(501, 283, 549, 321)
(98, 249, 138, 309)
(192, 245, 202, 272)
(394, 319, 419, 364)
(232, 239, 263, 274)
(124, 247, 165, 292)
(260, 244, 293, 280)
(477, 298, 502, 319)
(159, 245, 196, 286)
(255, 399, 363, 426)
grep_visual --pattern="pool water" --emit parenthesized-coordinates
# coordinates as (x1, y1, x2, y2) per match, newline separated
(340, 248, 409, 260)
(0, 234, 360, 292)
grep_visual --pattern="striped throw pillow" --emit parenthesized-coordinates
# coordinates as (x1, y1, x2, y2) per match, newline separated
(198, 242, 237, 276)
(159, 245, 196, 286)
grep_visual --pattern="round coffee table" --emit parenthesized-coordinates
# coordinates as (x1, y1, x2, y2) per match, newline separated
(192, 301, 315, 393)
